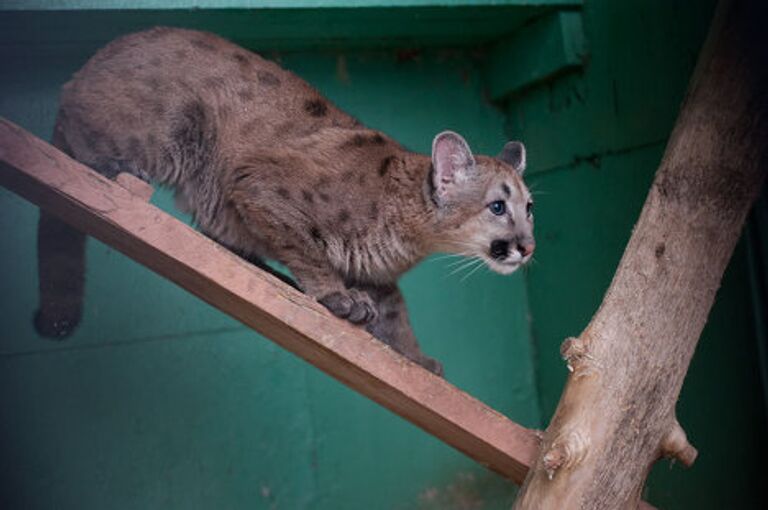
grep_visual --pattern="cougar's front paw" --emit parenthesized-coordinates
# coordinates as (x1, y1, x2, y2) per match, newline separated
(33, 308, 80, 339)
(318, 289, 377, 324)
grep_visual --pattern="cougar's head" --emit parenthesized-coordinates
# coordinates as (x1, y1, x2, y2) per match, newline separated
(429, 131, 535, 275)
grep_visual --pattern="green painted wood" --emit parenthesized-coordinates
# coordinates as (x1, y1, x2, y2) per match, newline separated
(485, 11, 585, 100)
(0, 7, 554, 50)
(2, 0, 582, 9)
(505, 1, 717, 173)
(0, 331, 316, 509)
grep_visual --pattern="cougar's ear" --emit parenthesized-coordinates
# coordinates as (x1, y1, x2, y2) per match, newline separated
(499, 141, 526, 176)
(431, 131, 476, 206)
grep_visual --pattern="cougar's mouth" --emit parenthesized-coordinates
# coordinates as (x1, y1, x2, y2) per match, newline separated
(484, 249, 532, 275)
(486, 258, 522, 275)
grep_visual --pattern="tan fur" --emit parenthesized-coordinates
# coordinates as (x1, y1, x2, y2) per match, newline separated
(36, 27, 535, 376)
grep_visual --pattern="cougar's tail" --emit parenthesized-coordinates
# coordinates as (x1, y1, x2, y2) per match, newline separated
(33, 120, 87, 339)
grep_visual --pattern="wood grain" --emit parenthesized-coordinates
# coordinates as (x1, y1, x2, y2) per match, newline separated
(0, 117, 539, 484)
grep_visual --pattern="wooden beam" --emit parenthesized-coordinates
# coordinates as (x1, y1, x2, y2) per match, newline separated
(0, 117, 539, 483)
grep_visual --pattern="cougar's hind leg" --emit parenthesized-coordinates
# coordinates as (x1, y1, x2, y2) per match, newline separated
(34, 122, 87, 338)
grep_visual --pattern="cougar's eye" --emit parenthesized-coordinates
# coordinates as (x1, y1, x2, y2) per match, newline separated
(489, 200, 506, 216)
(526, 201, 533, 217)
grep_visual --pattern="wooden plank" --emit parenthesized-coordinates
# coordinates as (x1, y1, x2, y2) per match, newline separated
(116, 172, 154, 201)
(485, 11, 586, 101)
(0, 117, 539, 484)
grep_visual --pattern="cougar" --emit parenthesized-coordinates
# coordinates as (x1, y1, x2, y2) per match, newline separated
(35, 27, 535, 376)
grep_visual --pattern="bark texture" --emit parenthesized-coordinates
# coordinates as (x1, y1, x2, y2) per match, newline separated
(514, 1, 768, 508)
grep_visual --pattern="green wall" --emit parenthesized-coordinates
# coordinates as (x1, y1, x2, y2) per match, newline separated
(1, 1, 766, 509)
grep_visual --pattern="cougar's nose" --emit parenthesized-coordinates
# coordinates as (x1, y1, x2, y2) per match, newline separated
(518, 242, 535, 257)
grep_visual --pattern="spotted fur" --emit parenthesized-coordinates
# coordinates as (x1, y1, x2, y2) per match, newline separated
(36, 27, 535, 376)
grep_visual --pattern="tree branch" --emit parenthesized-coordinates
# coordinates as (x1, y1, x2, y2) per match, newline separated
(514, 0, 768, 508)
